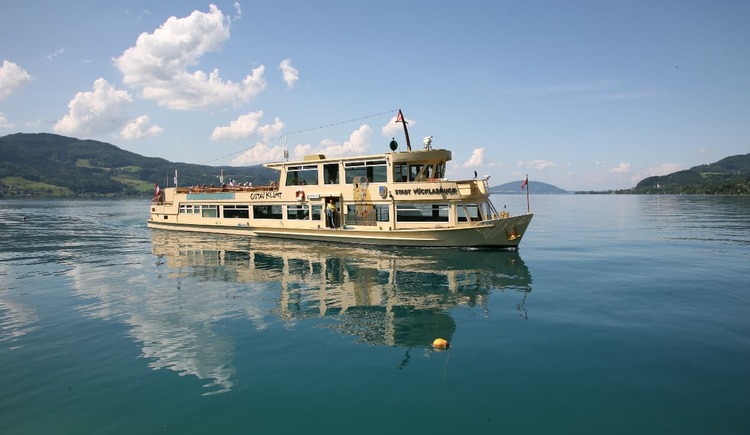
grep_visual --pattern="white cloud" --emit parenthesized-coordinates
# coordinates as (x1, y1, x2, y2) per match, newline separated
(46, 47, 65, 61)
(257, 117, 285, 141)
(113, 4, 266, 110)
(229, 124, 372, 165)
(0, 112, 12, 128)
(609, 162, 631, 173)
(518, 160, 556, 171)
(462, 147, 485, 168)
(231, 142, 286, 166)
(233, 2, 242, 20)
(279, 59, 298, 88)
(381, 112, 415, 138)
(0, 60, 33, 100)
(211, 111, 264, 140)
(120, 115, 164, 139)
(53, 78, 133, 136)
(306, 125, 372, 158)
(211, 112, 286, 142)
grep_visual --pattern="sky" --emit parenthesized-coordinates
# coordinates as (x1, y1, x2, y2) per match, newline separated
(1, 0, 748, 191)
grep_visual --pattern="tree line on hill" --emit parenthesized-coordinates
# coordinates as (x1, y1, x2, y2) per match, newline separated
(0, 133, 276, 197)
(626, 153, 750, 195)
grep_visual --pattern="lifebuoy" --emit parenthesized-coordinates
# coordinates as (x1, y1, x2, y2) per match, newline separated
(296, 190, 305, 201)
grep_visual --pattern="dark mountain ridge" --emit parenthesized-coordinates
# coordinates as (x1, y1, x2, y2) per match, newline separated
(0, 133, 276, 197)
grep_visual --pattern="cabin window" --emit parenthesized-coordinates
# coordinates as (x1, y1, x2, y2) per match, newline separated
(179, 204, 199, 214)
(396, 203, 449, 222)
(201, 205, 218, 218)
(312, 205, 322, 221)
(285, 165, 319, 186)
(324, 163, 339, 184)
(457, 203, 481, 222)
(253, 205, 283, 219)
(394, 163, 407, 182)
(434, 162, 446, 179)
(223, 205, 249, 219)
(287, 204, 309, 220)
(345, 160, 386, 183)
(375, 204, 389, 222)
(394, 162, 445, 182)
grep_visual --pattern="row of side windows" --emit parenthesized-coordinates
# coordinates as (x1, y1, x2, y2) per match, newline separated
(180, 202, 490, 223)
(285, 161, 389, 186)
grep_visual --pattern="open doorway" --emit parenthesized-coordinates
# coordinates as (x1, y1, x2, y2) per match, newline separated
(324, 196, 341, 228)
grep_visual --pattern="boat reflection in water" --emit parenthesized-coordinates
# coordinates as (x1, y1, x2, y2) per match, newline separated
(152, 229, 532, 342)
(149, 230, 532, 392)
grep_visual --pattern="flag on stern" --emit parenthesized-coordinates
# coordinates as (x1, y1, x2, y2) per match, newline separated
(521, 176, 528, 190)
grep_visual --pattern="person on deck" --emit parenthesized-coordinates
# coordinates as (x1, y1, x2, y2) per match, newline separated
(326, 199, 337, 228)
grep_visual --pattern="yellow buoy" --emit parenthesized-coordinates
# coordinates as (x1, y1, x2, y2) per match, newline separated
(432, 338, 449, 349)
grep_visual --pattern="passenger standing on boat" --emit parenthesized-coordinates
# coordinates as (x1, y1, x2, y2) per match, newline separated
(327, 199, 337, 228)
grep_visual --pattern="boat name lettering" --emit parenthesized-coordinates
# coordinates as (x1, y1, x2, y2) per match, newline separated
(248, 191, 283, 200)
(394, 187, 459, 196)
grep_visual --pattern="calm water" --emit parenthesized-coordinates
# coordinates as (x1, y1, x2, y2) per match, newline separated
(1, 195, 749, 434)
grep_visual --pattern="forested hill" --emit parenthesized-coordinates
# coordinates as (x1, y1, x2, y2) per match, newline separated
(632, 153, 750, 194)
(0, 133, 277, 197)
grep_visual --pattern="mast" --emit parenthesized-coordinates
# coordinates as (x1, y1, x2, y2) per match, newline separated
(396, 109, 411, 152)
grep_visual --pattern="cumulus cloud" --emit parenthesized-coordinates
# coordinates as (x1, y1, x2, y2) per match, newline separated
(0, 112, 12, 128)
(609, 162, 631, 173)
(54, 78, 133, 136)
(230, 124, 372, 166)
(232, 2, 242, 20)
(113, 4, 266, 110)
(211, 111, 286, 142)
(257, 117, 285, 141)
(518, 160, 556, 171)
(381, 112, 415, 137)
(279, 59, 298, 88)
(120, 115, 164, 139)
(462, 148, 485, 168)
(0, 60, 33, 100)
(231, 142, 287, 166)
(211, 111, 264, 140)
(309, 125, 372, 158)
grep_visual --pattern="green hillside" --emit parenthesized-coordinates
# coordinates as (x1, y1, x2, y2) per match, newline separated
(0, 133, 277, 197)
(631, 153, 750, 194)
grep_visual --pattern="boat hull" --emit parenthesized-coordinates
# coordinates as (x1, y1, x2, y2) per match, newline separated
(147, 213, 533, 249)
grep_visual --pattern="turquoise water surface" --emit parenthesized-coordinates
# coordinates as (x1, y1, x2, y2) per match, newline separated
(1, 195, 749, 434)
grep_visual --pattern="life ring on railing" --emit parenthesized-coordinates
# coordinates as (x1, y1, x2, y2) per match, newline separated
(296, 190, 306, 201)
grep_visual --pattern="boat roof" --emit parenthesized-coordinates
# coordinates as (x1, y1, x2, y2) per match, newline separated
(263, 148, 452, 170)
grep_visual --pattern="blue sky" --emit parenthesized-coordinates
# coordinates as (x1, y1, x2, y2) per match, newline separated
(1, 1, 748, 191)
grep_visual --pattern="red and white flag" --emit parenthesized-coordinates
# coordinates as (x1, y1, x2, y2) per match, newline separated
(396, 109, 405, 123)
(521, 176, 528, 190)
(154, 183, 160, 197)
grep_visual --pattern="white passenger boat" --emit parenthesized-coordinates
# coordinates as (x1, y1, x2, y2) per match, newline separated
(148, 112, 533, 249)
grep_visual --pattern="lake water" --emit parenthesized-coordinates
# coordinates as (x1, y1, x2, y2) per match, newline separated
(1, 195, 749, 434)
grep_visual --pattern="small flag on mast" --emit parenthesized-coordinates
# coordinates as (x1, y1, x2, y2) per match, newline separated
(396, 110, 405, 123)
(521, 176, 528, 190)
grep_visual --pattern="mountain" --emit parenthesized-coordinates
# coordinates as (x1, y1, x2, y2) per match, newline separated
(490, 180, 568, 194)
(0, 133, 277, 197)
(631, 153, 750, 194)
